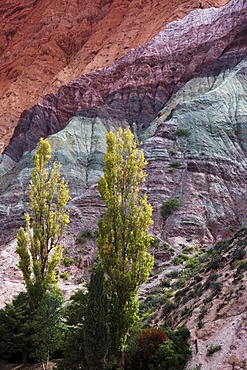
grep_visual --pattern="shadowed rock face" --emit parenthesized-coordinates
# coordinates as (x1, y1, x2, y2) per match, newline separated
(0, 0, 228, 153)
(0, 0, 246, 248)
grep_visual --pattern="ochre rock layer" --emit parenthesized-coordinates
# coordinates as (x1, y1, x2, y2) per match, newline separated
(0, 0, 228, 152)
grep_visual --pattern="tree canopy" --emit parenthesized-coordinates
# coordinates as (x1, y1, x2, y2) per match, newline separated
(16, 138, 70, 306)
(97, 127, 154, 369)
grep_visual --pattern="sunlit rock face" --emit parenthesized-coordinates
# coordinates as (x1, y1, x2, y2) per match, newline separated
(0, 0, 246, 248)
(0, 0, 228, 153)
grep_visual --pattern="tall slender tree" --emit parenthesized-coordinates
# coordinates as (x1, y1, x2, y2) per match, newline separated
(16, 138, 70, 307)
(84, 265, 109, 369)
(97, 127, 154, 369)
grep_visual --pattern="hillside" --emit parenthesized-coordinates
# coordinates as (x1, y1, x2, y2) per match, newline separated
(0, 0, 246, 369)
(0, 0, 228, 152)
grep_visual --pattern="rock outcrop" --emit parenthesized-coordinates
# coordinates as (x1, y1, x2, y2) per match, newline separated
(0, 0, 246, 248)
(0, 2, 246, 367)
(0, 0, 228, 152)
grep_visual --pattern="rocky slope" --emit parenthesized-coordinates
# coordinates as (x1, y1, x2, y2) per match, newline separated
(0, 1, 247, 368)
(0, 0, 246, 248)
(141, 227, 247, 370)
(0, 0, 228, 153)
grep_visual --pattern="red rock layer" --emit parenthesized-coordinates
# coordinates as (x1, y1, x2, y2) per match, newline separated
(0, 0, 228, 152)
(4, 0, 245, 163)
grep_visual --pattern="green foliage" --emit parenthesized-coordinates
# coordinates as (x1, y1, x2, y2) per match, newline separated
(16, 138, 70, 307)
(206, 344, 222, 356)
(160, 198, 180, 220)
(0, 289, 65, 369)
(60, 272, 69, 280)
(128, 326, 191, 370)
(169, 161, 181, 170)
(0, 292, 34, 364)
(97, 127, 154, 366)
(57, 289, 88, 370)
(84, 265, 109, 370)
(63, 256, 74, 267)
(75, 229, 97, 244)
(175, 128, 191, 137)
(31, 289, 65, 369)
(185, 257, 196, 268)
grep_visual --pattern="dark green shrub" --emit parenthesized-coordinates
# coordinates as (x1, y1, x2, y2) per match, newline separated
(194, 275, 203, 282)
(162, 302, 176, 317)
(236, 261, 247, 274)
(204, 273, 218, 289)
(206, 344, 222, 356)
(175, 128, 191, 137)
(197, 320, 204, 329)
(161, 278, 171, 288)
(231, 248, 246, 262)
(150, 236, 160, 248)
(161, 198, 180, 220)
(169, 161, 182, 170)
(210, 281, 223, 296)
(185, 257, 196, 268)
(75, 229, 97, 244)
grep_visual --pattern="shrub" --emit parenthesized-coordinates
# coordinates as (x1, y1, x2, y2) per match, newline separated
(63, 256, 74, 267)
(60, 272, 69, 280)
(130, 328, 167, 369)
(150, 236, 160, 248)
(185, 257, 196, 268)
(182, 245, 194, 254)
(129, 326, 191, 370)
(169, 160, 182, 170)
(197, 320, 204, 329)
(206, 344, 222, 356)
(75, 235, 85, 244)
(161, 198, 180, 220)
(175, 128, 191, 137)
(231, 248, 246, 262)
(75, 229, 97, 244)
(162, 302, 176, 317)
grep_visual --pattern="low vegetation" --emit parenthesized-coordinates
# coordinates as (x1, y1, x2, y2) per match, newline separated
(160, 197, 180, 220)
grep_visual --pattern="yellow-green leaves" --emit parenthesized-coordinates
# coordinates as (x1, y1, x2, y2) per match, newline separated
(97, 127, 154, 357)
(16, 138, 70, 306)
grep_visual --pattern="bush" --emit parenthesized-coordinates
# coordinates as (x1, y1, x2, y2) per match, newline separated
(129, 326, 191, 370)
(162, 302, 176, 317)
(63, 256, 74, 267)
(169, 161, 181, 170)
(60, 272, 69, 280)
(130, 328, 167, 369)
(175, 128, 191, 137)
(75, 229, 97, 244)
(206, 344, 222, 356)
(161, 198, 180, 220)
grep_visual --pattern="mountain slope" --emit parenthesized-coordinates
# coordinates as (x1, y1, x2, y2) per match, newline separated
(0, 0, 246, 247)
(0, 0, 228, 152)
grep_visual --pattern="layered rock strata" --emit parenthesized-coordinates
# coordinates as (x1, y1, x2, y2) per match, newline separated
(0, 0, 228, 152)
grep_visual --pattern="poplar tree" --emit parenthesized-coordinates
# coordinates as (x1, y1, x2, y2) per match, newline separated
(16, 138, 70, 307)
(97, 127, 154, 369)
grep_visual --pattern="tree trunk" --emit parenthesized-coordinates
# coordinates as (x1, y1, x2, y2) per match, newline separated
(22, 352, 27, 366)
(119, 350, 125, 370)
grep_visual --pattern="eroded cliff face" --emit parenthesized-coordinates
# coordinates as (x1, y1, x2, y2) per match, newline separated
(0, 0, 246, 249)
(0, 0, 228, 152)
(0, 1, 246, 367)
